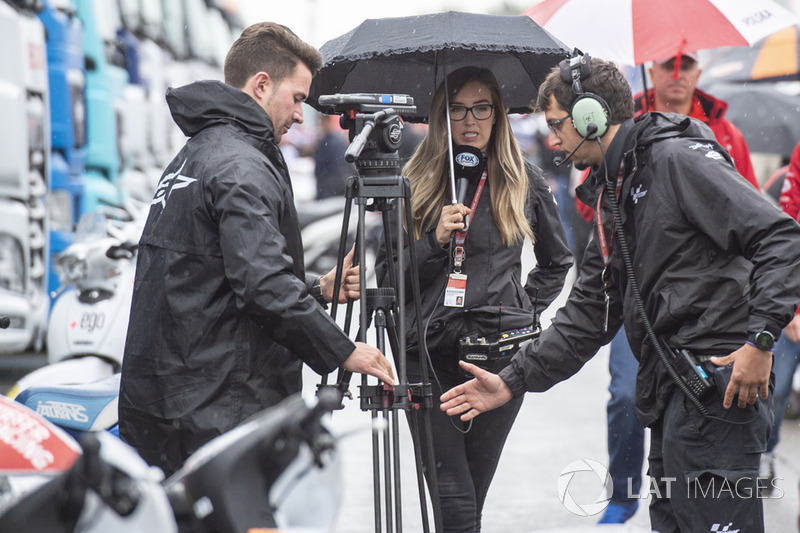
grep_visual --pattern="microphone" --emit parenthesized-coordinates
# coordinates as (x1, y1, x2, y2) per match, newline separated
(451, 145, 486, 231)
(453, 144, 485, 203)
(553, 123, 597, 167)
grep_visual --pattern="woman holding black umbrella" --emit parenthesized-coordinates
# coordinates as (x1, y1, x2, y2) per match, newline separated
(376, 66, 573, 532)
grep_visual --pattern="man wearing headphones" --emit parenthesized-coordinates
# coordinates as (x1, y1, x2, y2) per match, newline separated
(440, 54, 800, 532)
(592, 51, 762, 525)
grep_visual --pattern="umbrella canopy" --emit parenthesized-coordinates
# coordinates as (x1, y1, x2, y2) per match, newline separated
(703, 25, 800, 84)
(704, 82, 800, 158)
(308, 11, 569, 122)
(0, 395, 82, 474)
(523, 0, 799, 67)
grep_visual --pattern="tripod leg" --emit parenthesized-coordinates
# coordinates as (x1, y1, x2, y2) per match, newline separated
(322, 179, 355, 390)
(373, 309, 397, 533)
(371, 403, 383, 533)
(330, 179, 356, 321)
(383, 408, 393, 533)
(392, 409, 403, 532)
(407, 408, 433, 533)
(384, 320, 432, 533)
(401, 192, 443, 533)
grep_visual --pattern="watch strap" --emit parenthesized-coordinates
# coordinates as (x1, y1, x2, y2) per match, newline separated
(310, 277, 328, 309)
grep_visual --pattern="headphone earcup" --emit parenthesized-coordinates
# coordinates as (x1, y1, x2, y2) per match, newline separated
(570, 93, 610, 139)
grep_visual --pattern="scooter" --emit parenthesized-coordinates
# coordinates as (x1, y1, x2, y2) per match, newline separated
(1, 385, 345, 532)
(7, 207, 143, 398)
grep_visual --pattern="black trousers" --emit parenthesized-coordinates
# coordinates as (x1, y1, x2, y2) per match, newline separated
(648, 386, 773, 533)
(408, 356, 523, 533)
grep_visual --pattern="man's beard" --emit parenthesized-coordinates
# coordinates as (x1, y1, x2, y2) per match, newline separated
(573, 159, 590, 171)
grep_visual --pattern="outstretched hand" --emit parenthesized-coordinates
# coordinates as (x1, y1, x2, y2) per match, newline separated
(320, 245, 362, 303)
(439, 361, 513, 421)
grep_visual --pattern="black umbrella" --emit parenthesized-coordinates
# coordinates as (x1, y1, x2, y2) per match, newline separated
(703, 82, 800, 158)
(308, 11, 569, 122)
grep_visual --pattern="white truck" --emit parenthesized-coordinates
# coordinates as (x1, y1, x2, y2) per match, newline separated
(0, 0, 51, 353)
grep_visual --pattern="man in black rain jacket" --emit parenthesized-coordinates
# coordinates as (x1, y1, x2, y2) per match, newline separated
(119, 23, 393, 476)
(441, 55, 800, 532)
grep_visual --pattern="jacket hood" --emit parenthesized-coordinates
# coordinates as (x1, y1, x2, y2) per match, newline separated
(576, 112, 708, 209)
(166, 80, 276, 140)
(632, 111, 705, 147)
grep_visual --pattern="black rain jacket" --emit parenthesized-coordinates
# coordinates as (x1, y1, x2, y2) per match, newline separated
(500, 112, 800, 426)
(376, 164, 574, 373)
(119, 81, 354, 457)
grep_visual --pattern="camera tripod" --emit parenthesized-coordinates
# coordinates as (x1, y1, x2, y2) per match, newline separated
(317, 98, 442, 533)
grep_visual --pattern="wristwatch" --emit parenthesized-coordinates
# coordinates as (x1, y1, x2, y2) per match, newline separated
(748, 330, 776, 351)
(310, 277, 328, 309)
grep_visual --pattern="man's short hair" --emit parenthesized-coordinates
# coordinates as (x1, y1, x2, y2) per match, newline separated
(224, 22, 322, 89)
(535, 58, 634, 125)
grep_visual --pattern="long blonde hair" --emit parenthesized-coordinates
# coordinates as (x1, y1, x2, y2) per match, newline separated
(404, 67, 533, 246)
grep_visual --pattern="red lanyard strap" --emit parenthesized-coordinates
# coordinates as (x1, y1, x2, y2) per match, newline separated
(594, 165, 624, 332)
(594, 166, 624, 269)
(453, 169, 487, 270)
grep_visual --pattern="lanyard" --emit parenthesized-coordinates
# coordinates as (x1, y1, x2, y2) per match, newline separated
(594, 163, 624, 332)
(452, 169, 488, 272)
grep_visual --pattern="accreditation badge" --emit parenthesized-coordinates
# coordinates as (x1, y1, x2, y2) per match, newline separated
(443, 273, 467, 308)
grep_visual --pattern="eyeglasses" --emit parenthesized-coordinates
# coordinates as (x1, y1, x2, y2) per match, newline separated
(449, 104, 495, 121)
(547, 115, 572, 136)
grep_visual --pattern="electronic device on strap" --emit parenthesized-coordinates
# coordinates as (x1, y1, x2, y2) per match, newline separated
(664, 346, 715, 399)
(458, 324, 541, 376)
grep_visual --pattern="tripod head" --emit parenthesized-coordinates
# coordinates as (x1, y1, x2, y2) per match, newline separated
(317, 94, 417, 176)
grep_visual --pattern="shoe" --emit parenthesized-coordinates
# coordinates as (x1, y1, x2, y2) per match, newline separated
(759, 452, 776, 495)
(597, 500, 639, 524)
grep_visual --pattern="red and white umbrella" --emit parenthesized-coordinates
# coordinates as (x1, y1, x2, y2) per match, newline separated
(0, 395, 81, 474)
(524, 0, 799, 66)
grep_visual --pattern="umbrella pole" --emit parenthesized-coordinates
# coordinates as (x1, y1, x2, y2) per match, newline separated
(444, 67, 458, 204)
(641, 63, 650, 112)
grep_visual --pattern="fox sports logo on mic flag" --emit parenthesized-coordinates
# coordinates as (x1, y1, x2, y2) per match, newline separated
(455, 152, 480, 167)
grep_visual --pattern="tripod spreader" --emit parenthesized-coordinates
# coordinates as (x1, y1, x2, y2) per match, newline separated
(359, 382, 434, 413)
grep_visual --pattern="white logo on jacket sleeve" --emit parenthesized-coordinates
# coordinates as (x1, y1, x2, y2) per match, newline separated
(631, 185, 648, 204)
(152, 159, 197, 209)
(688, 142, 724, 161)
(689, 143, 715, 151)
